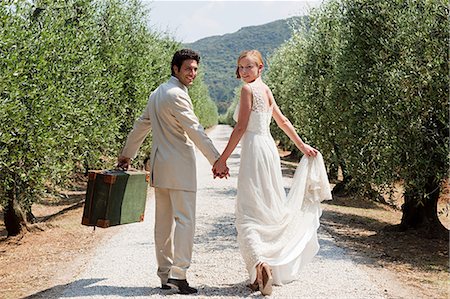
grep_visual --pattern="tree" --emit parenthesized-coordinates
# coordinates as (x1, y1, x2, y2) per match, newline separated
(0, 0, 178, 236)
(189, 69, 219, 129)
(266, 0, 449, 237)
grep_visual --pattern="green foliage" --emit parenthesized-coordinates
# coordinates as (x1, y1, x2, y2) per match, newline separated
(189, 69, 219, 128)
(266, 0, 449, 203)
(0, 0, 179, 210)
(186, 17, 305, 114)
(266, 31, 312, 153)
(221, 87, 242, 126)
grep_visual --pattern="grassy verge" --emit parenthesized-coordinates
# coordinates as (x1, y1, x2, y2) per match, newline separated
(0, 194, 116, 298)
(321, 195, 448, 299)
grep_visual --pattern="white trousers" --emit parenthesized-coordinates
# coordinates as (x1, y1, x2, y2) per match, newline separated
(154, 187, 196, 283)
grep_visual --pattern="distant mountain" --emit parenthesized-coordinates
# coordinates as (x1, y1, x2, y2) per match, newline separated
(185, 16, 306, 114)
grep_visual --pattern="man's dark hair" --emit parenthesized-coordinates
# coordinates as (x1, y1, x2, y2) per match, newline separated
(171, 49, 200, 76)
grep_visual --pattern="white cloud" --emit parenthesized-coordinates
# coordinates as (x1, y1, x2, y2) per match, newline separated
(145, 1, 322, 43)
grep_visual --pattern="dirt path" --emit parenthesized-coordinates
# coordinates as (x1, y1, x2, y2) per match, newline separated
(28, 125, 417, 298)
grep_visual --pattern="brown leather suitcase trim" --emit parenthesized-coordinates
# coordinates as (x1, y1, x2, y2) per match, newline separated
(88, 171, 97, 181)
(96, 219, 110, 228)
(104, 175, 117, 184)
(81, 217, 91, 226)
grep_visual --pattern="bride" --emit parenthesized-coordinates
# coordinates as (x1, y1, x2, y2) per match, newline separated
(213, 50, 331, 296)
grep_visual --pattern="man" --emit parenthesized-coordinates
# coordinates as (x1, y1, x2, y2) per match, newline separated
(117, 49, 228, 294)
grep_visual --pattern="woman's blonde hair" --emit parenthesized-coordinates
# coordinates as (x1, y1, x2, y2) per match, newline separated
(236, 50, 264, 79)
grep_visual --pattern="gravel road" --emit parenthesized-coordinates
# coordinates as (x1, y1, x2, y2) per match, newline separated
(51, 125, 414, 299)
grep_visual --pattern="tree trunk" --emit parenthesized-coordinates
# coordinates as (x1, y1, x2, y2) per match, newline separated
(328, 142, 342, 181)
(331, 143, 352, 196)
(327, 162, 339, 181)
(398, 178, 448, 239)
(4, 189, 27, 237)
(331, 174, 352, 197)
(26, 208, 37, 224)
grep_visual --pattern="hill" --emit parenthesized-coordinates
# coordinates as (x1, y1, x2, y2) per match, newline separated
(185, 16, 305, 114)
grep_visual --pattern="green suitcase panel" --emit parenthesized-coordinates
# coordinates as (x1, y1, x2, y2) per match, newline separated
(82, 170, 149, 228)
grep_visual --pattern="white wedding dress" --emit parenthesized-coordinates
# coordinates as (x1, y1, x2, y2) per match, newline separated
(233, 82, 332, 285)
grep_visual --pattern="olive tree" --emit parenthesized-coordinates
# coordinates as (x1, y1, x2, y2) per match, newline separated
(0, 0, 178, 236)
(267, 0, 449, 236)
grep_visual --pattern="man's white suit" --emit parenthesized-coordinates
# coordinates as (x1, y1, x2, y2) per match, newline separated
(121, 76, 220, 283)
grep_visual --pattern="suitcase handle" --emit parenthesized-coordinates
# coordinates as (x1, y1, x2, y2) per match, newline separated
(104, 168, 140, 174)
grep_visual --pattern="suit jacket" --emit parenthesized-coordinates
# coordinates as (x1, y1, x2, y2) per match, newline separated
(121, 76, 220, 192)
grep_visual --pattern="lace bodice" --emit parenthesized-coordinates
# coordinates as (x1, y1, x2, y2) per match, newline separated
(233, 82, 272, 135)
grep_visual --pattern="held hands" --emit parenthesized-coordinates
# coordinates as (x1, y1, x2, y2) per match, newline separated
(212, 158, 230, 179)
(299, 143, 318, 157)
(117, 155, 131, 170)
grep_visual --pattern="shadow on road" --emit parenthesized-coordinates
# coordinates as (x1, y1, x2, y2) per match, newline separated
(195, 214, 238, 251)
(197, 281, 265, 297)
(24, 278, 168, 298)
(24, 278, 263, 298)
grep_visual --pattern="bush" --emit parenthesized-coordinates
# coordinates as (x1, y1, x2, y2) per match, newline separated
(266, 0, 449, 234)
(0, 0, 186, 235)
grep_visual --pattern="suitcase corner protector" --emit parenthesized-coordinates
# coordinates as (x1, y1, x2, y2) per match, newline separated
(81, 217, 91, 226)
(96, 219, 110, 228)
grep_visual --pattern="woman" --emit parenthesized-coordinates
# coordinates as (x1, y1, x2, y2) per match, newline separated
(213, 50, 331, 296)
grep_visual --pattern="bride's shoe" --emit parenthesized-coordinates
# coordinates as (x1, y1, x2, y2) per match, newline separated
(248, 281, 259, 292)
(248, 267, 260, 292)
(260, 263, 273, 296)
(252, 263, 263, 292)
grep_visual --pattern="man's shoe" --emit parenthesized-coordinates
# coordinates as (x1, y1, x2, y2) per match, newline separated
(167, 278, 198, 295)
(161, 284, 171, 290)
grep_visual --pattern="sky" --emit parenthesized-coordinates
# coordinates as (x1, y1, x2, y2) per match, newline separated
(143, 0, 324, 43)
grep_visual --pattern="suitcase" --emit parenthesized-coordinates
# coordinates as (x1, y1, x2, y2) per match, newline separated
(82, 169, 149, 228)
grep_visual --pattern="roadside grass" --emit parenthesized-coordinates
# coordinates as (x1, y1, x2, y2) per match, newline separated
(0, 188, 116, 299)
